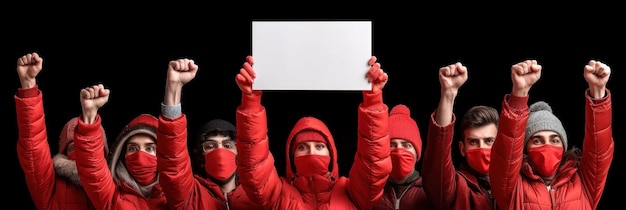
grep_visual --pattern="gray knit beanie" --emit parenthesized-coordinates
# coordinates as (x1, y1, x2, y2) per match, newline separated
(525, 101, 567, 149)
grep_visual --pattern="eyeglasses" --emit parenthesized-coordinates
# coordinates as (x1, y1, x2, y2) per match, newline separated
(202, 140, 236, 152)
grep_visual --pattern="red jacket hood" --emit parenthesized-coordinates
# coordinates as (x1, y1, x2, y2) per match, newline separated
(285, 116, 339, 180)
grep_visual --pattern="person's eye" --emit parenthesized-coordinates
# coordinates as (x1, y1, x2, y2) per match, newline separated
(297, 144, 307, 151)
(315, 144, 326, 150)
(403, 143, 413, 148)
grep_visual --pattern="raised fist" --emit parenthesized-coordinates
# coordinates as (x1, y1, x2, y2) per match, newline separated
(366, 56, 388, 93)
(511, 60, 542, 96)
(584, 60, 611, 98)
(439, 62, 468, 95)
(167, 58, 198, 86)
(235, 56, 260, 95)
(17, 53, 43, 88)
(80, 84, 110, 114)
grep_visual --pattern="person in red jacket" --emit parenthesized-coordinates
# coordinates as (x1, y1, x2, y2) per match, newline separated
(373, 104, 430, 210)
(74, 83, 168, 209)
(490, 59, 614, 210)
(422, 62, 499, 210)
(155, 58, 262, 209)
(234, 55, 392, 209)
(15, 52, 108, 210)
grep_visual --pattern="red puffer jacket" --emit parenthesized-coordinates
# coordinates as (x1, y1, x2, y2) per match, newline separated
(235, 91, 392, 210)
(490, 90, 614, 210)
(156, 114, 262, 210)
(74, 115, 169, 210)
(15, 87, 96, 210)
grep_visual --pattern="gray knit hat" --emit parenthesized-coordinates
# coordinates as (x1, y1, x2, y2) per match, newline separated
(525, 101, 567, 149)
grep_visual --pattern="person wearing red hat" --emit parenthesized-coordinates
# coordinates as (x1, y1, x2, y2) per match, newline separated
(155, 58, 261, 209)
(490, 59, 614, 210)
(373, 104, 431, 210)
(73, 83, 168, 209)
(14, 52, 108, 210)
(422, 62, 499, 210)
(234, 55, 392, 209)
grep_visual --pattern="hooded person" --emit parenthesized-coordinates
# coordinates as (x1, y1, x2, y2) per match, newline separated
(15, 52, 108, 210)
(374, 104, 430, 210)
(74, 111, 169, 210)
(54, 117, 109, 188)
(490, 59, 614, 210)
(234, 55, 392, 210)
(156, 57, 261, 210)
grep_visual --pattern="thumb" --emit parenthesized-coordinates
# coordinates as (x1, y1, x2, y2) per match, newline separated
(100, 88, 111, 97)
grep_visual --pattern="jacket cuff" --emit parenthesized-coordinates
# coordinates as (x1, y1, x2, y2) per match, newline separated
(161, 103, 182, 120)
(362, 91, 384, 110)
(17, 85, 39, 98)
(241, 93, 262, 111)
(508, 94, 528, 110)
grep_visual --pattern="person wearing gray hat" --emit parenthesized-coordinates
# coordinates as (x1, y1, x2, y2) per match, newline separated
(490, 59, 614, 210)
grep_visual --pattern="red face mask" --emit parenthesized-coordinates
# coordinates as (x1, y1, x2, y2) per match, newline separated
(204, 148, 237, 181)
(294, 155, 330, 176)
(527, 144, 563, 177)
(68, 151, 77, 161)
(125, 151, 158, 186)
(390, 149, 415, 180)
(465, 148, 491, 175)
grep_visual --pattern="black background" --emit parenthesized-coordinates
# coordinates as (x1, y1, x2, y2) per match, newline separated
(3, 4, 623, 209)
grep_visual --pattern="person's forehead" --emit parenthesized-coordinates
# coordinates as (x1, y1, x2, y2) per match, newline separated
(205, 135, 232, 141)
(390, 138, 410, 143)
(127, 135, 155, 145)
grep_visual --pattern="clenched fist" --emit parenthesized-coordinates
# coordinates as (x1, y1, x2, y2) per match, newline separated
(584, 60, 611, 99)
(511, 60, 542, 97)
(17, 52, 43, 89)
(80, 84, 110, 124)
(167, 58, 198, 86)
(439, 62, 468, 96)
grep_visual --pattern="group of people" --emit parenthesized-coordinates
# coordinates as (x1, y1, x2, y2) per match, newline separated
(15, 52, 614, 210)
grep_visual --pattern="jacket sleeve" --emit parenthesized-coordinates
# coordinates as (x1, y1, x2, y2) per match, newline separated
(422, 111, 457, 210)
(74, 115, 116, 210)
(156, 114, 204, 210)
(579, 89, 614, 208)
(490, 94, 528, 210)
(15, 91, 57, 210)
(236, 93, 283, 209)
(347, 91, 392, 210)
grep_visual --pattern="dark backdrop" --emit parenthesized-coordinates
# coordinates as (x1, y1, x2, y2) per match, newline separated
(3, 4, 623, 209)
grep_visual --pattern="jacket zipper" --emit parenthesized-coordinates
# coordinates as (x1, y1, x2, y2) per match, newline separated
(392, 186, 411, 210)
(224, 192, 230, 210)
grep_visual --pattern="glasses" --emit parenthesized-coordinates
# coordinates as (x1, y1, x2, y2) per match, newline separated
(202, 140, 236, 152)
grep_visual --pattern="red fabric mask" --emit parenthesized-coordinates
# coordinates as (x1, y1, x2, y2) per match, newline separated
(294, 155, 330, 176)
(465, 148, 491, 175)
(204, 148, 237, 181)
(125, 151, 158, 186)
(527, 144, 563, 177)
(390, 149, 415, 180)
(68, 151, 76, 161)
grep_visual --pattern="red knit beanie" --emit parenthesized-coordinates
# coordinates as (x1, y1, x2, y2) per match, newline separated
(389, 104, 422, 160)
(291, 130, 326, 154)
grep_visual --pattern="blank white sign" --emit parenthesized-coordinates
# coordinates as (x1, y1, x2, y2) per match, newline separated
(251, 20, 372, 91)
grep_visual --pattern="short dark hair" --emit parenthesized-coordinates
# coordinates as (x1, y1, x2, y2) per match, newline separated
(460, 105, 499, 140)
